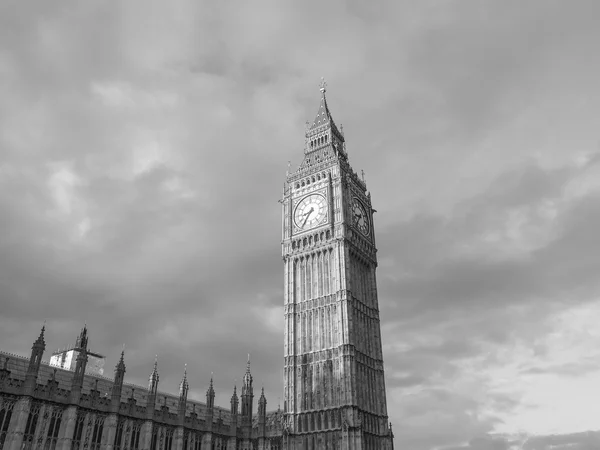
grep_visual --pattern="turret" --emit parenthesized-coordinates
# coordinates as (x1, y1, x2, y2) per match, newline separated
(231, 385, 239, 416)
(206, 376, 215, 410)
(111, 350, 126, 412)
(178, 365, 189, 421)
(206, 375, 215, 430)
(146, 356, 159, 420)
(24, 324, 46, 394)
(70, 325, 88, 404)
(241, 355, 254, 425)
(258, 387, 267, 437)
(230, 385, 239, 431)
(258, 387, 267, 421)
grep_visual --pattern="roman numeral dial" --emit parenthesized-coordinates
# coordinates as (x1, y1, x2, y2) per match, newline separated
(352, 197, 370, 237)
(294, 193, 327, 231)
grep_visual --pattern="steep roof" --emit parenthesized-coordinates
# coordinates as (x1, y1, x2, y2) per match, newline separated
(308, 79, 343, 140)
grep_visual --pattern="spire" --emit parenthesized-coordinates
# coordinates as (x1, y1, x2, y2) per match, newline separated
(25, 323, 46, 392)
(33, 323, 46, 349)
(77, 324, 88, 350)
(179, 364, 189, 399)
(231, 384, 239, 415)
(116, 349, 126, 373)
(308, 77, 343, 139)
(206, 374, 215, 409)
(243, 354, 253, 388)
(258, 386, 267, 424)
(111, 348, 126, 410)
(259, 386, 266, 406)
(148, 355, 159, 393)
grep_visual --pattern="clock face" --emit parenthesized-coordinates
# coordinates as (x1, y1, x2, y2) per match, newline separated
(294, 194, 327, 231)
(352, 198, 370, 236)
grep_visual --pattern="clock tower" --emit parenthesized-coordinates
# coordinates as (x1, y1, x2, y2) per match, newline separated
(281, 80, 393, 450)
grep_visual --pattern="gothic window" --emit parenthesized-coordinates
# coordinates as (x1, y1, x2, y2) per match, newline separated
(302, 312, 306, 352)
(323, 252, 330, 296)
(90, 415, 105, 450)
(295, 261, 301, 304)
(129, 421, 142, 450)
(150, 426, 158, 450)
(320, 309, 325, 349)
(183, 429, 190, 450)
(324, 375, 328, 408)
(165, 427, 174, 450)
(71, 411, 86, 450)
(22, 401, 42, 450)
(194, 433, 203, 450)
(114, 418, 125, 450)
(44, 407, 62, 450)
(0, 399, 15, 449)
(306, 257, 312, 299)
(308, 311, 312, 351)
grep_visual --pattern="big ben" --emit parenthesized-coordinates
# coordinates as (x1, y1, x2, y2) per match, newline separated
(281, 80, 394, 450)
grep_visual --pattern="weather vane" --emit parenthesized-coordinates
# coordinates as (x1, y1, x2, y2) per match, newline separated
(319, 77, 327, 93)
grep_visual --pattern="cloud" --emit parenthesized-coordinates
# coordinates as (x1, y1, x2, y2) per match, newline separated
(1, 1, 600, 449)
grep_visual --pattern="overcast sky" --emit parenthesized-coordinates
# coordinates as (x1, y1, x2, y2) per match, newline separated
(1, 1, 600, 449)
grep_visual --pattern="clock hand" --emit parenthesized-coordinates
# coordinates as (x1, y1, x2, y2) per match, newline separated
(301, 208, 314, 227)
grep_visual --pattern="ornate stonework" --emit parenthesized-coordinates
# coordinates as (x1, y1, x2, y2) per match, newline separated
(281, 81, 394, 449)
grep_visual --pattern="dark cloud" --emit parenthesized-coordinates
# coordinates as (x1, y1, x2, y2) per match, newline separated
(1, 1, 600, 450)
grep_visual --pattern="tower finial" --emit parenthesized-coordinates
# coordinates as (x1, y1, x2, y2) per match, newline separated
(319, 77, 327, 94)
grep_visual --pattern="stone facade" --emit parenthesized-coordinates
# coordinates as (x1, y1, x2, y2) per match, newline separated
(280, 81, 394, 449)
(0, 327, 284, 450)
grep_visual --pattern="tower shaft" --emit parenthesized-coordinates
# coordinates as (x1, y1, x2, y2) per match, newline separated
(281, 82, 392, 449)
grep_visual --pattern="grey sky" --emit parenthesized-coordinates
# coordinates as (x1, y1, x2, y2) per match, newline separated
(1, 1, 600, 449)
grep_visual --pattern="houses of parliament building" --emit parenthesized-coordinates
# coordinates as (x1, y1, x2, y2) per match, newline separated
(0, 82, 394, 450)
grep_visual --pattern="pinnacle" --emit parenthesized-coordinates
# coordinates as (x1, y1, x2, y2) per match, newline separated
(116, 348, 126, 372)
(35, 323, 46, 347)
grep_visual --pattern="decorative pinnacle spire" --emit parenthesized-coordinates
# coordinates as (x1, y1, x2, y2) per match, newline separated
(149, 355, 159, 387)
(116, 348, 126, 373)
(35, 323, 46, 347)
(243, 354, 253, 387)
(179, 364, 189, 398)
(181, 363, 188, 383)
(77, 324, 88, 350)
(307, 78, 343, 141)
